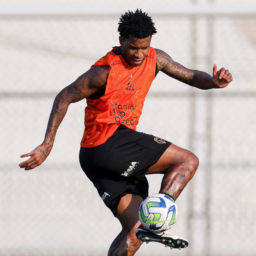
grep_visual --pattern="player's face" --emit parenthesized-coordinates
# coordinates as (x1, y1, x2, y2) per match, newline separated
(120, 36, 152, 66)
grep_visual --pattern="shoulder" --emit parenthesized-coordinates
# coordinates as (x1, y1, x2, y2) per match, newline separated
(89, 65, 110, 75)
(87, 65, 110, 90)
(154, 48, 174, 71)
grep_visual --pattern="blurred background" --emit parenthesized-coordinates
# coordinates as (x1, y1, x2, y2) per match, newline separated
(1, 0, 256, 255)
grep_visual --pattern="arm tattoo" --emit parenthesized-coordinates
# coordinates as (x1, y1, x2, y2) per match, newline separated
(42, 66, 109, 147)
(44, 93, 69, 146)
(156, 48, 215, 89)
(156, 48, 194, 84)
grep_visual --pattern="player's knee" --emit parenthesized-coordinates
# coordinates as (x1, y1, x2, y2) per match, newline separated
(185, 152, 199, 178)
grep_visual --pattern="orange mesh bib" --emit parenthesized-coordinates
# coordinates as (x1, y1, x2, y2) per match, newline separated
(81, 47, 157, 148)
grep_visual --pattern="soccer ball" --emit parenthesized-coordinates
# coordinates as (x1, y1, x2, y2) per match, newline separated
(139, 193, 177, 234)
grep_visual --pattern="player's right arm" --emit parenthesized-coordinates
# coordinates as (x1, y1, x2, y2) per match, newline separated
(19, 66, 109, 171)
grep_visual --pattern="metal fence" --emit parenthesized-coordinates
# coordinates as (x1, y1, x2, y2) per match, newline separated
(0, 9, 256, 256)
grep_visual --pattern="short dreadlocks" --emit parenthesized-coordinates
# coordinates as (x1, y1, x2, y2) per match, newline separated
(118, 9, 157, 39)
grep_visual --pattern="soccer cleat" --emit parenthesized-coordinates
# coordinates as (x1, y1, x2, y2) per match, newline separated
(136, 226, 189, 249)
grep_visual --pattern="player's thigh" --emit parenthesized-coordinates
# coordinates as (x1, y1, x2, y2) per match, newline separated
(147, 144, 198, 174)
(116, 193, 143, 231)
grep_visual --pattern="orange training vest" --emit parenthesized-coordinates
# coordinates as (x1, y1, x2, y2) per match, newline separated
(81, 47, 157, 148)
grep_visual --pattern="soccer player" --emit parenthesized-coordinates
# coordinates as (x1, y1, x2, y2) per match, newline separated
(19, 9, 233, 256)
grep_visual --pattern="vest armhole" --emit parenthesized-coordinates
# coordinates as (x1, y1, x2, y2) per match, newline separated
(155, 64, 159, 77)
(89, 87, 106, 100)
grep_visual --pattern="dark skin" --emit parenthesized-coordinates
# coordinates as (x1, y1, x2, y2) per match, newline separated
(19, 65, 109, 169)
(19, 35, 232, 172)
(19, 35, 232, 256)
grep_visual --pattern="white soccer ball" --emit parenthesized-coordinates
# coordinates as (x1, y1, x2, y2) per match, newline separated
(139, 193, 177, 234)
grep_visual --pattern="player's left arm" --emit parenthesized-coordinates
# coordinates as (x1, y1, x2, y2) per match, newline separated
(155, 48, 233, 89)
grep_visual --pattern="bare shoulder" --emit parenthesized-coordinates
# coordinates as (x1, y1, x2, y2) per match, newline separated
(82, 65, 110, 90)
(155, 48, 173, 71)
(62, 65, 110, 103)
(154, 48, 194, 84)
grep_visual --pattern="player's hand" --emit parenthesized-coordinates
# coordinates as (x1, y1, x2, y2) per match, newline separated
(212, 64, 233, 88)
(19, 143, 51, 171)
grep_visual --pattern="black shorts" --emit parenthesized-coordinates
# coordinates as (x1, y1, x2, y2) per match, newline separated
(79, 125, 171, 216)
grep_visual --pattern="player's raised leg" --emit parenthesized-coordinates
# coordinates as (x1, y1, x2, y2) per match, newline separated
(108, 194, 143, 256)
(135, 143, 199, 248)
(147, 143, 199, 200)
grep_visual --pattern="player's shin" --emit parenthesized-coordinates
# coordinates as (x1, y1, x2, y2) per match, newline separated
(160, 157, 199, 200)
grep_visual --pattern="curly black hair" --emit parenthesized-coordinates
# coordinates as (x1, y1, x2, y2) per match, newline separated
(118, 9, 157, 39)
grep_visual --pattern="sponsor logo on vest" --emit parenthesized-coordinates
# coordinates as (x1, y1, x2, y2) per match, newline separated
(121, 161, 139, 177)
(154, 137, 167, 144)
(115, 116, 135, 126)
(101, 192, 110, 202)
(125, 82, 135, 91)
(113, 103, 136, 111)
(111, 103, 136, 126)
